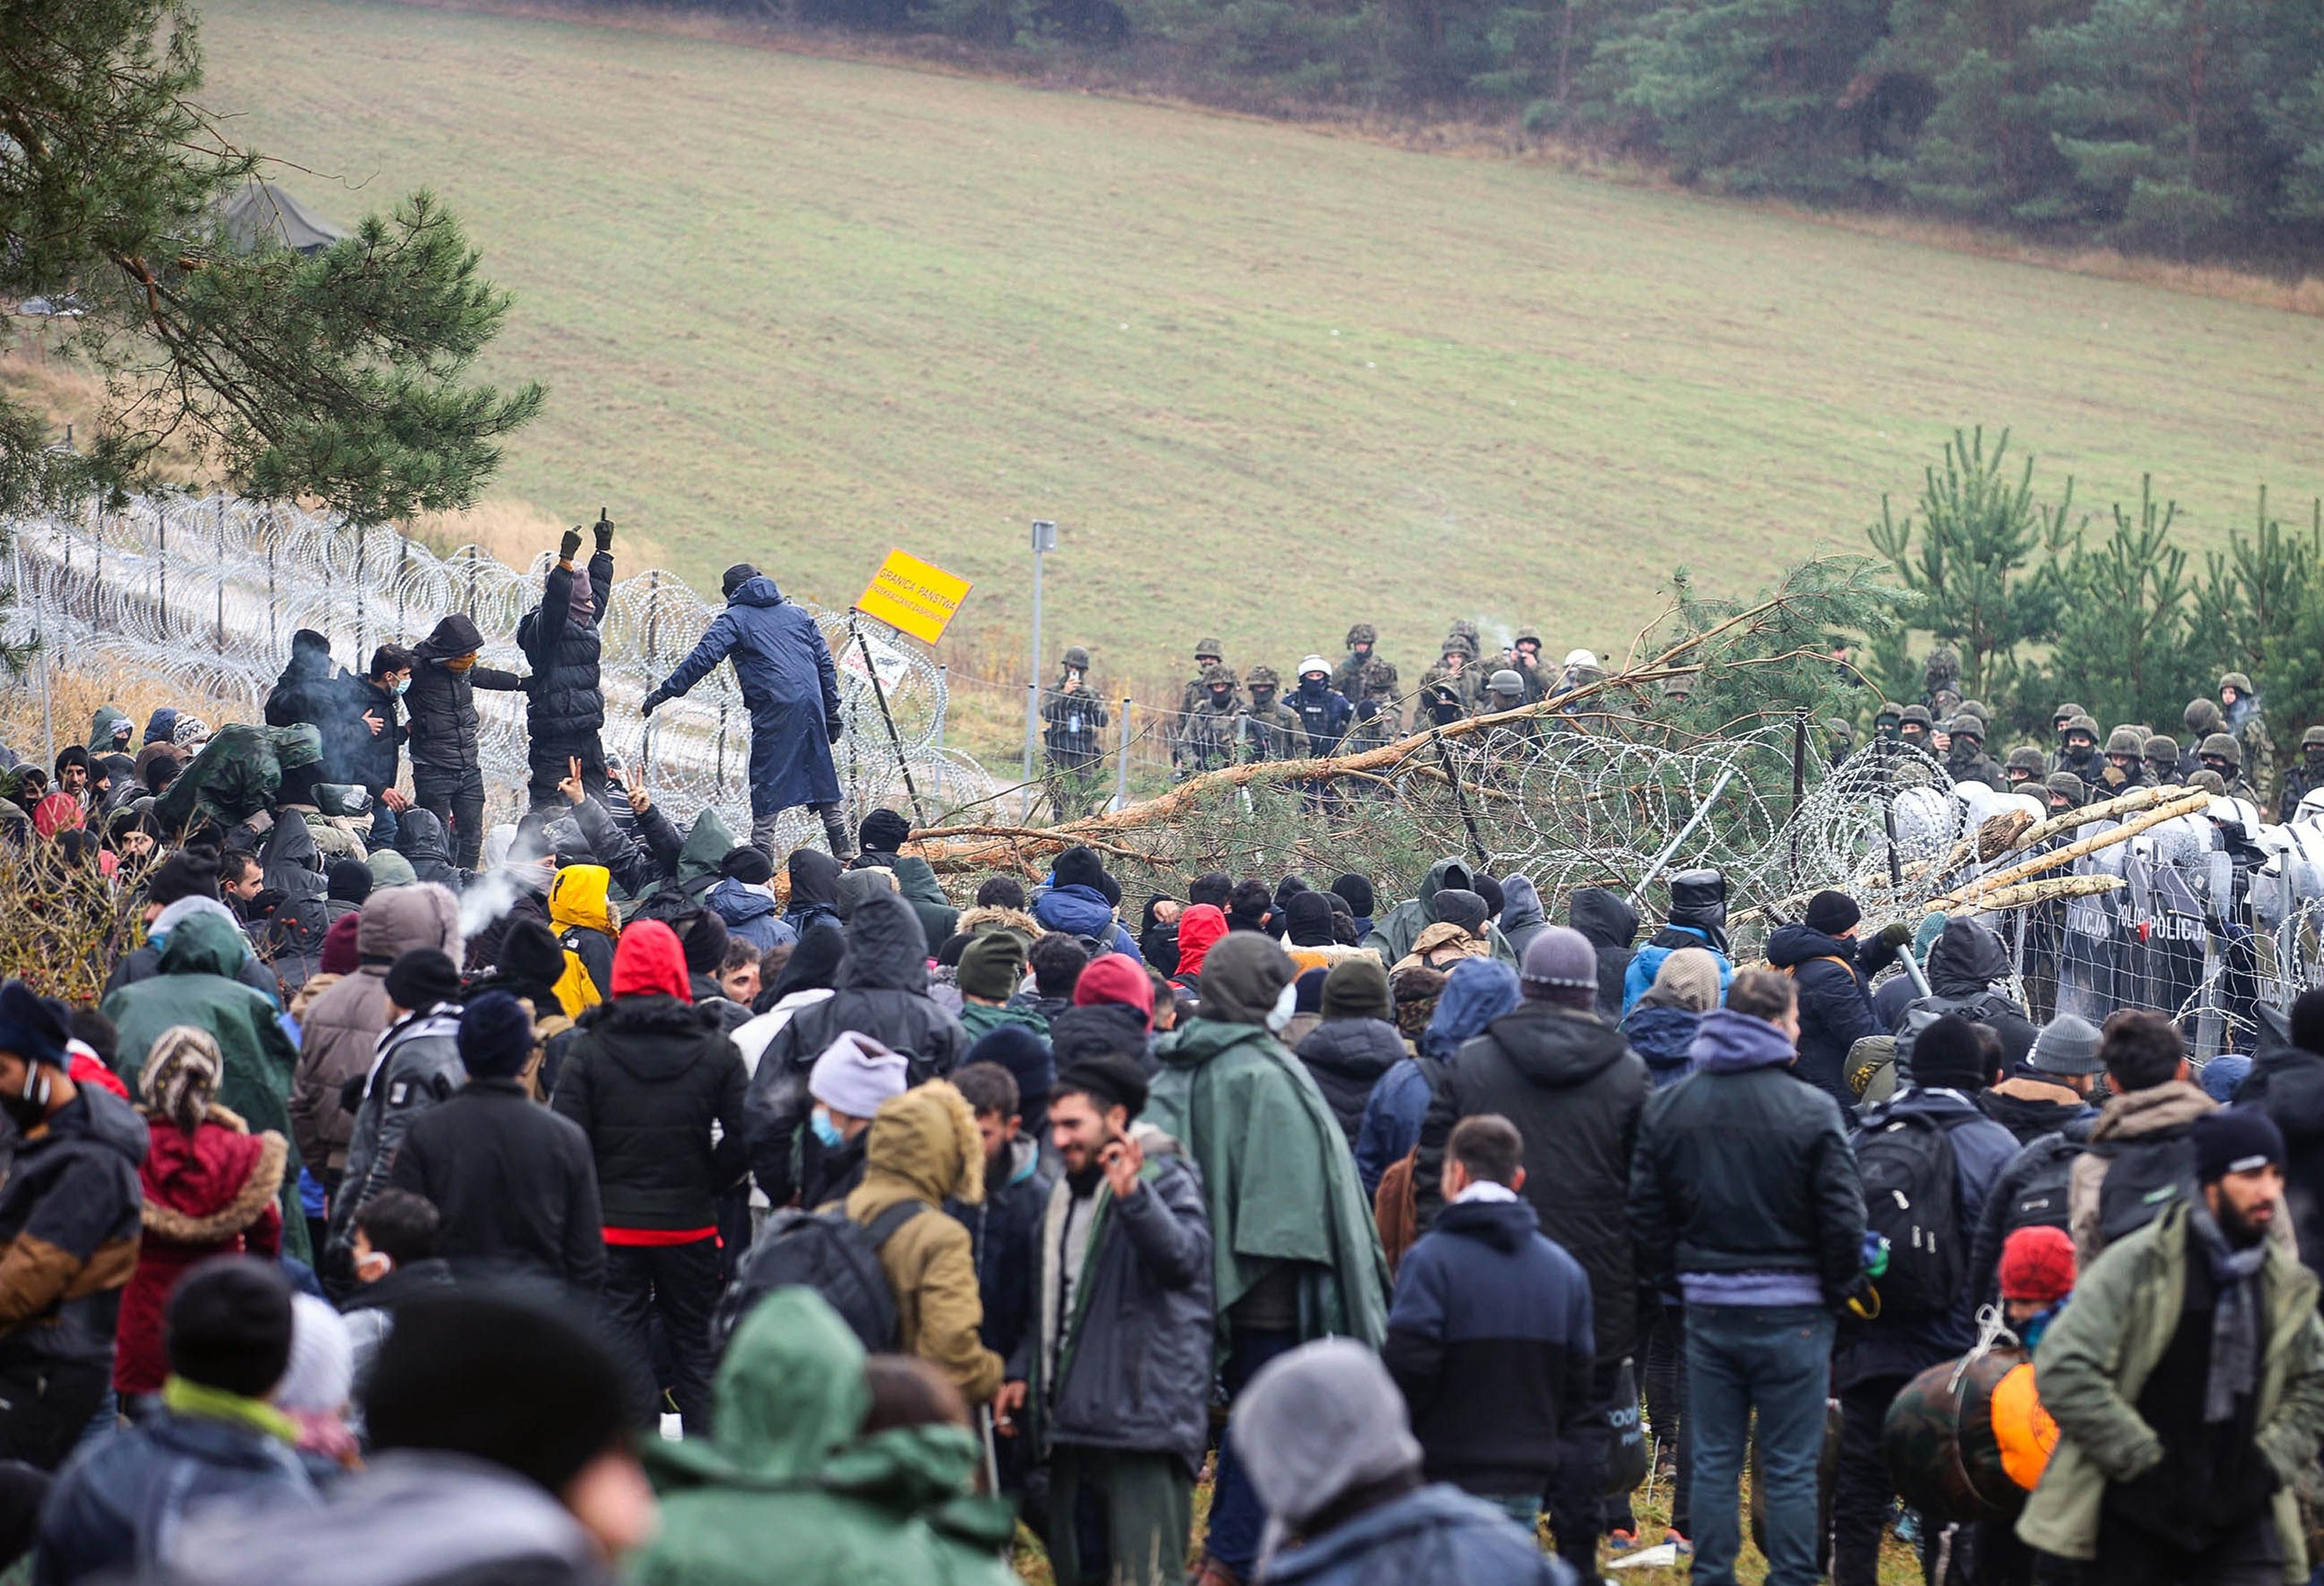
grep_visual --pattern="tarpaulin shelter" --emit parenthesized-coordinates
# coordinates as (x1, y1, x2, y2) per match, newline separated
(217, 180, 347, 256)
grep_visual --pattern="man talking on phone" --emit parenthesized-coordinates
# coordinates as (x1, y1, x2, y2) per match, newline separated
(1030, 1054, 1213, 1586)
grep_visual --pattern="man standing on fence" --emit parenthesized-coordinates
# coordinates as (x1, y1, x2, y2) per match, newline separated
(520, 519, 616, 810)
(643, 564, 851, 862)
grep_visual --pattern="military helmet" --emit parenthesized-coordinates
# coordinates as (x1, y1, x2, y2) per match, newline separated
(1345, 623, 1377, 648)
(2005, 745, 2047, 776)
(1488, 669, 1524, 696)
(2303, 725, 2324, 751)
(1956, 699, 1991, 728)
(1364, 659, 1401, 693)
(2052, 701, 2088, 726)
(1195, 637, 1224, 661)
(1514, 628, 1542, 649)
(2189, 769, 2228, 795)
(1949, 716, 1984, 742)
(1899, 704, 1934, 730)
(1449, 618, 1482, 645)
(2105, 726, 2146, 757)
(1247, 665, 1282, 690)
(2220, 671, 2256, 696)
(1061, 645, 1091, 671)
(1201, 663, 1237, 688)
(2042, 771, 2088, 806)
(2144, 734, 2179, 765)
(2064, 714, 2100, 741)
(2184, 698, 2224, 735)
(1440, 633, 1476, 660)
(1874, 700, 1903, 724)
(2200, 731, 2242, 766)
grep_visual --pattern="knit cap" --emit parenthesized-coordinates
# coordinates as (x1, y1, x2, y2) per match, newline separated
(809, 1030, 909, 1120)
(2194, 1107, 2287, 1185)
(1998, 1226, 2075, 1305)
(168, 1258, 294, 1399)
(2027, 1014, 2104, 1077)
(1320, 956, 1391, 1022)
(383, 948, 461, 1014)
(1519, 926, 1597, 1002)
(957, 931, 1028, 1002)
(457, 991, 536, 1082)
(1805, 890, 1860, 936)
(274, 1292, 355, 1413)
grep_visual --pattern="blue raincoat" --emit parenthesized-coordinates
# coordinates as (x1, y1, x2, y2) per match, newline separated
(657, 577, 843, 817)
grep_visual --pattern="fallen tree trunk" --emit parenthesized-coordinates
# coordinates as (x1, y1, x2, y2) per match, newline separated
(1932, 792, 2211, 909)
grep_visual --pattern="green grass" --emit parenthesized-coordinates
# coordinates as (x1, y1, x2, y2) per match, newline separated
(196, 0, 2324, 678)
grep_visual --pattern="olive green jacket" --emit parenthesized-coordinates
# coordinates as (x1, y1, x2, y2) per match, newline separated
(2018, 1201, 2324, 1578)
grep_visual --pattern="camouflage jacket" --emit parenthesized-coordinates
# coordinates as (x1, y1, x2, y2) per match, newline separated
(1241, 701, 1310, 761)
(1178, 700, 1246, 772)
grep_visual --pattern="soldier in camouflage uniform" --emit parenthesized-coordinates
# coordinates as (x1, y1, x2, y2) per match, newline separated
(1239, 665, 1308, 761)
(1343, 661, 1406, 754)
(2057, 715, 2105, 788)
(1415, 634, 1482, 716)
(1897, 703, 1936, 756)
(1331, 624, 1382, 701)
(1177, 637, 1226, 721)
(2278, 726, 2324, 823)
(2004, 744, 2047, 790)
(1873, 701, 1903, 742)
(2051, 701, 2089, 760)
(1476, 670, 1537, 751)
(2144, 734, 2181, 787)
(2098, 726, 2151, 792)
(1176, 662, 1244, 776)
(2220, 671, 2277, 808)
(1944, 715, 2004, 790)
(1922, 645, 1960, 711)
(1042, 645, 1110, 819)
(2199, 731, 2261, 804)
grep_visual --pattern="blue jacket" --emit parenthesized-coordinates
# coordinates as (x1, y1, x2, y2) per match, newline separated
(1032, 885, 1142, 962)
(1622, 926, 1733, 1018)
(1261, 1481, 1570, 1585)
(1383, 1197, 1595, 1495)
(1618, 1003, 1701, 1087)
(1835, 1086, 2020, 1388)
(656, 576, 842, 817)
(38, 1408, 317, 1585)
(1355, 1057, 1436, 1198)
(708, 878, 797, 953)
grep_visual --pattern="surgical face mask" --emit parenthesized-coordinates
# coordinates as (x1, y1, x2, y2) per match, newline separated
(356, 1249, 394, 1282)
(392, 678, 410, 697)
(1264, 978, 1300, 1035)
(811, 1106, 845, 1150)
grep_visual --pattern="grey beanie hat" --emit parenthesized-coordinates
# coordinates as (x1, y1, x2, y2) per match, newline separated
(2027, 1013, 2105, 1077)
(1519, 924, 1598, 1000)
(1230, 1339, 1423, 1572)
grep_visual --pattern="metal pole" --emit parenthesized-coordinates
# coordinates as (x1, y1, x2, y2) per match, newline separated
(640, 570, 662, 782)
(853, 617, 926, 827)
(1629, 766, 1738, 908)
(932, 665, 948, 803)
(1790, 708, 1807, 880)
(214, 496, 227, 653)
(265, 522, 278, 656)
(1023, 534, 1046, 821)
(354, 523, 368, 668)
(156, 506, 168, 640)
(1431, 729, 1490, 866)
(1114, 697, 1133, 812)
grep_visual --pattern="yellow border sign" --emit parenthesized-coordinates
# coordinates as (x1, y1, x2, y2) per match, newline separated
(855, 549, 971, 645)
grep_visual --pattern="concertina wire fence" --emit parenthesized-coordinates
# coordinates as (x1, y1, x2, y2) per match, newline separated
(6, 494, 2324, 1060)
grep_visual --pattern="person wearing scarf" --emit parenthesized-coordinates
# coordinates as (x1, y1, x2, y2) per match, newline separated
(2020, 1107, 2324, 1582)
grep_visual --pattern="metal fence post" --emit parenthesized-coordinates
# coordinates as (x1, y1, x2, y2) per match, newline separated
(1115, 697, 1133, 811)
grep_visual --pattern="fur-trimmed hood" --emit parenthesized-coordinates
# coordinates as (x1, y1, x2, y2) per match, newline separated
(956, 905, 1041, 943)
(138, 1105, 288, 1244)
(860, 1079, 984, 1207)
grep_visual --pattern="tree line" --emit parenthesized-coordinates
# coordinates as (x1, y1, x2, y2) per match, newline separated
(1860, 428, 2324, 749)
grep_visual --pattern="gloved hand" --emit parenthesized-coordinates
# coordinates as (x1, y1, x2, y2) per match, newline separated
(827, 716, 844, 746)
(641, 687, 668, 716)
(558, 529, 582, 563)
(1878, 920, 1915, 948)
(593, 514, 615, 553)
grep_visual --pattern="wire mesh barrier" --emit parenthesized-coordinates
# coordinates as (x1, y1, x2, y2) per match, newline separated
(0, 495, 997, 846)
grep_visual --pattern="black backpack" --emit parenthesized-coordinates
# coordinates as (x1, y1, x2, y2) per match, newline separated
(1856, 1110, 1964, 1317)
(2095, 1132, 2199, 1246)
(1999, 1133, 2080, 1239)
(714, 1200, 929, 1355)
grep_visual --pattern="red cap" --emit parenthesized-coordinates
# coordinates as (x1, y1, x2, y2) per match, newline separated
(1174, 905, 1227, 979)
(320, 911, 364, 977)
(1072, 953, 1154, 1027)
(1999, 1225, 2075, 1304)
(610, 920, 691, 1002)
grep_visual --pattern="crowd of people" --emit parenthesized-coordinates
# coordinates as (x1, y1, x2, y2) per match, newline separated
(0, 575, 2318, 1586)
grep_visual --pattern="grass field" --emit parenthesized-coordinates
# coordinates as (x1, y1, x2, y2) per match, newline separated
(191, 0, 2324, 679)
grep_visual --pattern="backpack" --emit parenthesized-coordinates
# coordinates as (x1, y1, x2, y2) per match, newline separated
(714, 1199, 929, 1355)
(1998, 1134, 2079, 1240)
(1855, 1110, 1964, 1317)
(1897, 994, 2018, 1082)
(2095, 1131, 2199, 1246)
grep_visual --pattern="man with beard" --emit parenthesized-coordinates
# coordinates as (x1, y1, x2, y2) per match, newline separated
(2017, 1109, 2324, 1585)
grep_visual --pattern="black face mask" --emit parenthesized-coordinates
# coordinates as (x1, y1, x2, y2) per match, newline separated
(2, 1067, 52, 1133)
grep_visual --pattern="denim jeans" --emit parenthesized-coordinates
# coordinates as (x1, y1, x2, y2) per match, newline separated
(1684, 1304, 1834, 1586)
(368, 797, 400, 854)
(1201, 1326, 1302, 1577)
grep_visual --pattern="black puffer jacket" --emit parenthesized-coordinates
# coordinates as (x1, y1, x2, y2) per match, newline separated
(1413, 1003, 1649, 1362)
(339, 674, 405, 794)
(2234, 1040, 2324, 1278)
(405, 614, 526, 790)
(551, 992, 749, 1231)
(747, 891, 967, 1205)
(393, 808, 467, 890)
(1911, 918, 2038, 1068)
(1295, 1017, 1407, 1148)
(1765, 923, 1885, 1107)
(1568, 888, 1638, 1024)
(1050, 1001, 1152, 1071)
(518, 550, 613, 788)
(264, 635, 344, 734)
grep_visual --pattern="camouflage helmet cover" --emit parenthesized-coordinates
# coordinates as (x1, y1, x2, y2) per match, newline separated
(2220, 671, 2256, 696)
(1195, 637, 1224, 660)
(1201, 663, 1237, 688)
(1949, 716, 1984, 741)
(2303, 725, 2324, 750)
(2105, 726, 2146, 756)
(2005, 745, 2047, 774)
(1487, 669, 1525, 695)
(2200, 731, 2242, 766)
(1345, 623, 1377, 648)
(1062, 645, 1091, 671)
(2064, 714, 2100, 740)
(2144, 734, 2179, 761)
(2184, 698, 2224, 735)
(2042, 771, 2088, 804)
(1363, 660, 1401, 693)
(1876, 700, 1904, 722)
(2052, 701, 2088, 726)
(1899, 704, 1934, 729)
(1247, 665, 1282, 690)
(1956, 700, 1992, 726)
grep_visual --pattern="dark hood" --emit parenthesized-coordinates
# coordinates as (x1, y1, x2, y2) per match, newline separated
(1499, 875, 1546, 936)
(1411, 857, 1475, 925)
(1480, 1001, 1632, 1088)
(1195, 932, 1294, 1025)
(1434, 1196, 1540, 1254)
(1926, 917, 2011, 997)
(728, 575, 786, 608)
(1765, 923, 1855, 969)
(836, 890, 931, 993)
(1050, 1002, 1152, 1069)
(2247, 1042, 2324, 1146)
(48, 1084, 150, 1168)
(1689, 1008, 1797, 1074)
(396, 808, 452, 868)
(582, 993, 726, 1078)
(1568, 885, 1638, 951)
(789, 850, 843, 911)
(416, 613, 486, 660)
(1979, 1085, 2094, 1143)
(1295, 1017, 1404, 1087)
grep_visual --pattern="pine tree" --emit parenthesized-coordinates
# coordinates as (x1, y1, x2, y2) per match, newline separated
(2050, 479, 2205, 730)
(0, 0, 543, 525)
